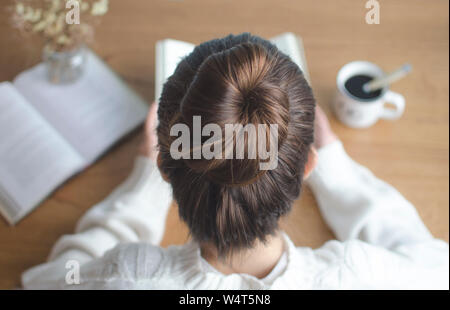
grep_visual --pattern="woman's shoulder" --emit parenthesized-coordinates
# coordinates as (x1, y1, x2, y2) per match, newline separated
(95, 241, 262, 289)
(86, 241, 199, 287)
(58, 242, 189, 289)
(277, 234, 380, 289)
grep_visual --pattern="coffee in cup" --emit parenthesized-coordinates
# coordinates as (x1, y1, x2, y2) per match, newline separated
(333, 61, 405, 128)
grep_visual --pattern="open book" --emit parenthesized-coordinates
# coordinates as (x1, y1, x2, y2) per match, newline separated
(155, 32, 310, 101)
(0, 50, 148, 225)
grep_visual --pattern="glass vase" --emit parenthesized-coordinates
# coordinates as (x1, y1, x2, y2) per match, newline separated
(42, 44, 87, 84)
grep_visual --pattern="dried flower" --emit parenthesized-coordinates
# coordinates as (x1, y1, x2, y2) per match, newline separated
(16, 3, 25, 15)
(81, 2, 89, 12)
(91, 0, 108, 16)
(11, 0, 109, 52)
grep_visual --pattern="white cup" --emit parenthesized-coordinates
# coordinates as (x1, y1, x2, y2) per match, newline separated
(332, 61, 405, 128)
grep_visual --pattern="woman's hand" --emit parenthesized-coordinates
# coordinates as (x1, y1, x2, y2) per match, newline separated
(314, 105, 338, 149)
(138, 102, 159, 161)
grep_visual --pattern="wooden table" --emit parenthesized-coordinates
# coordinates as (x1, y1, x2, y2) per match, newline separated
(0, 0, 448, 289)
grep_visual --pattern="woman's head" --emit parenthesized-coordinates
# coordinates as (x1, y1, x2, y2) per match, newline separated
(157, 33, 315, 256)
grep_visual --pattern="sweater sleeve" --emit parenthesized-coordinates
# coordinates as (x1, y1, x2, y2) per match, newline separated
(306, 140, 449, 289)
(21, 156, 172, 289)
(306, 140, 436, 246)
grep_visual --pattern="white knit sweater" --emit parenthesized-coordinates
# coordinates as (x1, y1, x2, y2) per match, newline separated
(21, 141, 449, 289)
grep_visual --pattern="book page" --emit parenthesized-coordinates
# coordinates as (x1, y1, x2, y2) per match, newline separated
(13, 50, 149, 163)
(270, 32, 310, 83)
(0, 82, 84, 224)
(154, 33, 309, 101)
(155, 39, 195, 101)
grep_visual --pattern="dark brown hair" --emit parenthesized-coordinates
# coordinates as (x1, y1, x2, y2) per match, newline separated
(157, 33, 315, 256)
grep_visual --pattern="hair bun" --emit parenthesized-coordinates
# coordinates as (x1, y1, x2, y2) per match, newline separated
(179, 43, 290, 186)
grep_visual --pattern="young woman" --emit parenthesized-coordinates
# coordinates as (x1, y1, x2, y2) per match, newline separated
(22, 34, 448, 289)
